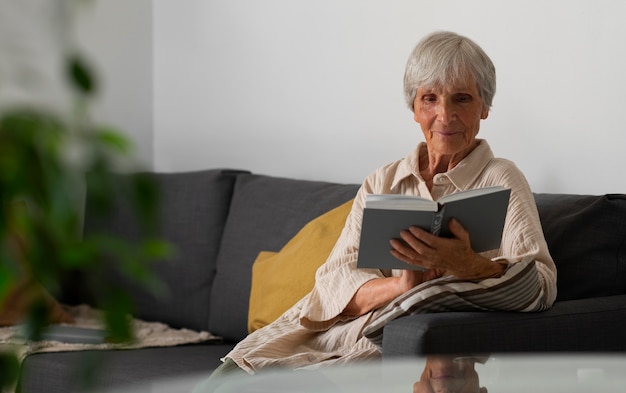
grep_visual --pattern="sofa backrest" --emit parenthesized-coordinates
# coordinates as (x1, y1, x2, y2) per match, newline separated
(534, 193, 626, 302)
(81, 169, 245, 332)
(208, 173, 360, 342)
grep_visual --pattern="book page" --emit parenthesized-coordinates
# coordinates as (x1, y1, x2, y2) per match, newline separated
(365, 194, 437, 211)
(437, 185, 507, 204)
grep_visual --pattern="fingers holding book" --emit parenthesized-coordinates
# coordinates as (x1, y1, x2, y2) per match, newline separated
(389, 218, 502, 280)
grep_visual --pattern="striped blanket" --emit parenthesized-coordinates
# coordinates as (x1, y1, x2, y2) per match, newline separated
(363, 257, 547, 347)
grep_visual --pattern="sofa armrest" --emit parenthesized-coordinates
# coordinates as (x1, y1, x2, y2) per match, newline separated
(382, 295, 626, 356)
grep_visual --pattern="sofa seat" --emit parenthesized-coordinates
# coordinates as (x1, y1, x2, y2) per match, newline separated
(19, 343, 234, 392)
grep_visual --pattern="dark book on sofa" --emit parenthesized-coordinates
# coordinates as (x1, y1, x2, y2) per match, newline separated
(356, 186, 511, 271)
(17, 325, 107, 344)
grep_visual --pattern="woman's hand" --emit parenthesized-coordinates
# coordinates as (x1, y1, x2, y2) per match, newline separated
(342, 267, 445, 317)
(390, 218, 506, 280)
(397, 268, 446, 292)
(343, 219, 505, 318)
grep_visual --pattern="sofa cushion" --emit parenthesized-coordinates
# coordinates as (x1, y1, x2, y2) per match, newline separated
(534, 193, 626, 302)
(82, 169, 245, 331)
(382, 294, 626, 355)
(247, 199, 354, 333)
(209, 173, 359, 342)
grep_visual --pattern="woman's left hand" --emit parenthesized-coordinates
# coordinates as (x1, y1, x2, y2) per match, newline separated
(389, 218, 505, 280)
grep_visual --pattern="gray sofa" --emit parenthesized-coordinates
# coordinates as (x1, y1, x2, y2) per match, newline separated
(18, 169, 626, 392)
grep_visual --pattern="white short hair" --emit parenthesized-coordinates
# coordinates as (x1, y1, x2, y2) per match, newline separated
(403, 31, 496, 111)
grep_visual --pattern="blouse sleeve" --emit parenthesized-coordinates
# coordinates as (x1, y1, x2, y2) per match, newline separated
(483, 160, 558, 308)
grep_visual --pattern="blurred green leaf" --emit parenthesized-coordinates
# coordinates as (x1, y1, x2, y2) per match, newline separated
(102, 291, 134, 344)
(131, 173, 161, 231)
(67, 54, 97, 95)
(21, 298, 53, 341)
(95, 127, 133, 154)
(0, 353, 20, 388)
(142, 239, 173, 259)
(0, 263, 16, 301)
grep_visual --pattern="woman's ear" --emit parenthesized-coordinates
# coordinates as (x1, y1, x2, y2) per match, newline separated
(480, 106, 489, 120)
(413, 98, 420, 123)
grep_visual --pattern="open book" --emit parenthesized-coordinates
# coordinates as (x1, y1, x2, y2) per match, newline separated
(356, 186, 511, 270)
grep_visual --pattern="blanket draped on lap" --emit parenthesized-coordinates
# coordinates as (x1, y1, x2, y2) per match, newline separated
(0, 304, 221, 362)
(363, 257, 546, 347)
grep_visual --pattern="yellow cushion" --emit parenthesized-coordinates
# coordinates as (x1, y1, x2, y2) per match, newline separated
(247, 199, 354, 333)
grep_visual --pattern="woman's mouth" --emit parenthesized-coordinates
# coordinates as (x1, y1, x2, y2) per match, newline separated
(434, 130, 461, 136)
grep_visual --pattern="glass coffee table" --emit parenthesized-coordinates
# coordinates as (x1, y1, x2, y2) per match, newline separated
(111, 353, 626, 392)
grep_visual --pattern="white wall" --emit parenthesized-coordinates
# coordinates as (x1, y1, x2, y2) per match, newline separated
(75, 0, 154, 166)
(0, 0, 72, 114)
(88, 1, 626, 194)
(0, 0, 154, 165)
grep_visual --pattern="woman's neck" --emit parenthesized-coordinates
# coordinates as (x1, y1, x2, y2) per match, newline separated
(418, 140, 479, 190)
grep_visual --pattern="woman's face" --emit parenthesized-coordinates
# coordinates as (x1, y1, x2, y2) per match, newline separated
(413, 79, 489, 159)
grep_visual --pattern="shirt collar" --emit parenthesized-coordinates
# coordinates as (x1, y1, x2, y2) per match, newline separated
(390, 139, 495, 191)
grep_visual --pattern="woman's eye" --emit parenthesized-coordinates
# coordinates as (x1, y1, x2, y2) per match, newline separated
(423, 95, 437, 103)
(455, 94, 472, 103)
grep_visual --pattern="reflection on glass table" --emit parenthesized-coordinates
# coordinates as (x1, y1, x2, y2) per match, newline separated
(207, 354, 626, 393)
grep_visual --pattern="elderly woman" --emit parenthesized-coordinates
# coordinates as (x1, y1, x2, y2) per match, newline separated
(199, 31, 557, 385)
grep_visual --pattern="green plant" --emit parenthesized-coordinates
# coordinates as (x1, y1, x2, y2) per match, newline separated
(0, 4, 170, 391)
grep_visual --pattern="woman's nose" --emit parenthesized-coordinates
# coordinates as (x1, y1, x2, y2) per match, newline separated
(436, 101, 455, 124)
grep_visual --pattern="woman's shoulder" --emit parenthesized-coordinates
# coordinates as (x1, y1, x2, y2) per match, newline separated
(486, 156, 521, 171)
(368, 144, 424, 184)
(361, 157, 412, 193)
(476, 157, 538, 206)
(480, 156, 532, 190)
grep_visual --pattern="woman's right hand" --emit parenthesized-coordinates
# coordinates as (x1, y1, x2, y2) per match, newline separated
(343, 268, 445, 317)
(398, 268, 446, 292)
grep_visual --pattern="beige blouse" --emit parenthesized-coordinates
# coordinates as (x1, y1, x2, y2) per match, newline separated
(226, 140, 557, 374)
